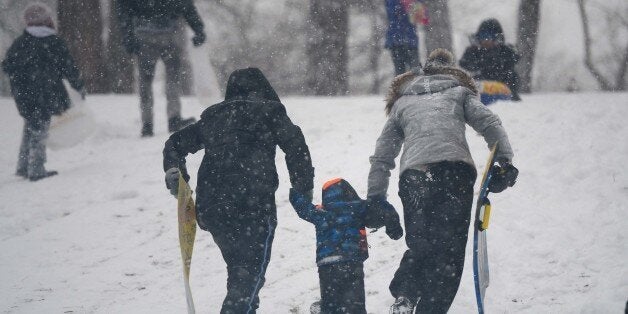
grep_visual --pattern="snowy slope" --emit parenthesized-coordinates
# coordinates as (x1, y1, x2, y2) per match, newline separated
(0, 92, 626, 313)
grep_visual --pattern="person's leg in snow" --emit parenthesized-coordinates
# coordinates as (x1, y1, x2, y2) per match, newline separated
(137, 39, 160, 137)
(21, 119, 56, 181)
(204, 196, 277, 314)
(391, 162, 476, 313)
(16, 121, 30, 177)
(318, 262, 366, 314)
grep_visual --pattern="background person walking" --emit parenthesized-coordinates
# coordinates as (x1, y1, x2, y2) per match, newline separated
(2, 3, 84, 181)
(117, 0, 207, 137)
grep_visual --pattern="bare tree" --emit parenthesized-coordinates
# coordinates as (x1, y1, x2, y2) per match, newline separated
(306, 0, 349, 95)
(578, 0, 628, 91)
(106, 0, 134, 93)
(58, 0, 109, 93)
(423, 0, 453, 54)
(516, 0, 541, 93)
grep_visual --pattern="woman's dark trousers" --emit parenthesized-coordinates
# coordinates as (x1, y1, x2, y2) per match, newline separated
(390, 161, 477, 313)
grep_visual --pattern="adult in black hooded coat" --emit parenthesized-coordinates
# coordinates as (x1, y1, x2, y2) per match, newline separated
(163, 68, 314, 313)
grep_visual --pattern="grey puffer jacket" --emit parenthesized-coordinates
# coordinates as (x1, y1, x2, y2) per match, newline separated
(367, 67, 513, 197)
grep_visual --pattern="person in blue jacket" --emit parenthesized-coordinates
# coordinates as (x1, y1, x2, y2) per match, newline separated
(385, 0, 420, 75)
(290, 178, 403, 314)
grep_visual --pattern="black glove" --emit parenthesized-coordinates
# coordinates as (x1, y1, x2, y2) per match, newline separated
(192, 32, 206, 47)
(165, 167, 181, 197)
(488, 163, 518, 193)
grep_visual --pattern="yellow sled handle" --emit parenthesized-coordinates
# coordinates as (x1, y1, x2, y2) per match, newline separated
(480, 200, 492, 231)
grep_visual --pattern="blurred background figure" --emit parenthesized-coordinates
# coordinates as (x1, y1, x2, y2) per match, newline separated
(385, 0, 428, 76)
(2, 3, 84, 181)
(116, 0, 207, 137)
(459, 18, 521, 101)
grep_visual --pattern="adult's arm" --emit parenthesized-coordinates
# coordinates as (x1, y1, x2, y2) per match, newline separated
(463, 91, 514, 162)
(266, 101, 314, 193)
(1, 38, 21, 76)
(459, 46, 481, 72)
(163, 122, 204, 180)
(367, 116, 404, 198)
(289, 188, 323, 225)
(181, 0, 205, 36)
(56, 37, 84, 91)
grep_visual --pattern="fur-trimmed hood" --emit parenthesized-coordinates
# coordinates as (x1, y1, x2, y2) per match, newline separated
(385, 49, 477, 115)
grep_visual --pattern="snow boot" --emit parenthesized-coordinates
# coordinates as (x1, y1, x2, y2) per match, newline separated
(168, 117, 196, 133)
(141, 122, 153, 137)
(390, 296, 416, 314)
(29, 170, 58, 182)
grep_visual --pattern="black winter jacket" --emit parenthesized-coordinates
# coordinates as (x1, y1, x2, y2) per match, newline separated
(2, 31, 83, 122)
(459, 44, 519, 85)
(163, 68, 314, 215)
(117, 0, 204, 45)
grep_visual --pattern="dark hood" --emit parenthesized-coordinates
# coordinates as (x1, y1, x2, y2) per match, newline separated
(322, 178, 361, 207)
(476, 18, 505, 43)
(224, 67, 280, 102)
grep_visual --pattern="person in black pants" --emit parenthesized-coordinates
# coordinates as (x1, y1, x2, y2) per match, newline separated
(163, 68, 314, 313)
(117, 0, 207, 136)
(367, 49, 518, 313)
(391, 162, 477, 313)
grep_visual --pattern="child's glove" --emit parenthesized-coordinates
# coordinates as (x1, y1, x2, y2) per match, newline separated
(366, 196, 403, 239)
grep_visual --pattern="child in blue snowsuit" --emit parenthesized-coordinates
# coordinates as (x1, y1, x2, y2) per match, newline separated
(290, 178, 403, 313)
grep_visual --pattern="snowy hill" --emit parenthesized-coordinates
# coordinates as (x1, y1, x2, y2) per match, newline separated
(0, 92, 626, 313)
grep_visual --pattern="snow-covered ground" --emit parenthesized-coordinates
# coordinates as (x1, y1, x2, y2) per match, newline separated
(0, 92, 626, 313)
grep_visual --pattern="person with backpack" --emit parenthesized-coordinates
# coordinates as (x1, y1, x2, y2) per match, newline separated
(290, 178, 403, 313)
(163, 68, 314, 313)
(2, 3, 84, 181)
(367, 48, 518, 313)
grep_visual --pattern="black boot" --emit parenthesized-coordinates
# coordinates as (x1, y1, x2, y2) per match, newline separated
(141, 122, 153, 137)
(168, 117, 196, 133)
(29, 170, 58, 182)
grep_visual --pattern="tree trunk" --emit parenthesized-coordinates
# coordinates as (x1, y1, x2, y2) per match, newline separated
(577, 0, 613, 91)
(516, 0, 541, 93)
(368, 1, 385, 94)
(423, 0, 453, 54)
(58, 0, 109, 93)
(106, 0, 134, 93)
(306, 0, 349, 95)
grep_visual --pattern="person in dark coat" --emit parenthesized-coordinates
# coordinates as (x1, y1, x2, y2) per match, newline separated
(459, 18, 521, 101)
(369, 49, 518, 314)
(162, 68, 314, 313)
(2, 3, 84, 181)
(385, 0, 422, 75)
(290, 178, 402, 314)
(117, 0, 206, 136)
